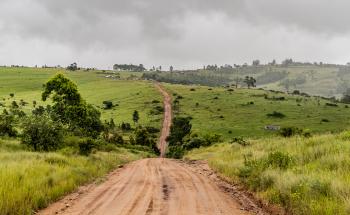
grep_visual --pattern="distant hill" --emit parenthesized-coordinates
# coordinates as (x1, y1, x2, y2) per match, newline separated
(143, 64, 350, 98)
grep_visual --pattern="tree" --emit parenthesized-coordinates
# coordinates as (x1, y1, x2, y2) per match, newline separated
(133, 110, 139, 124)
(341, 88, 350, 103)
(0, 113, 17, 137)
(42, 74, 102, 137)
(67, 62, 78, 71)
(252, 60, 260, 66)
(21, 114, 64, 151)
(170, 66, 174, 72)
(243, 76, 256, 89)
(167, 117, 192, 146)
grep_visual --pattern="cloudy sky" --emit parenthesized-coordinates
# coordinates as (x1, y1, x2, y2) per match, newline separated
(1, 0, 350, 69)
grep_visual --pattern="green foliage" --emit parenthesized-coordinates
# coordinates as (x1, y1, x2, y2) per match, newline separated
(21, 114, 64, 151)
(121, 122, 131, 131)
(0, 114, 17, 137)
(78, 138, 95, 155)
(186, 133, 350, 215)
(133, 110, 139, 124)
(103, 101, 113, 109)
(267, 111, 286, 118)
(279, 127, 304, 137)
(230, 137, 250, 146)
(42, 74, 102, 137)
(167, 117, 192, 146)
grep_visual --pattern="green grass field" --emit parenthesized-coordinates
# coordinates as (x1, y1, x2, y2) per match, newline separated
(186, 132, 350, 215)
(0, 67, 160, 214)
(0, 138, 152, 214)
(165, 83, 350, 139)
(0, 67, 162, 128)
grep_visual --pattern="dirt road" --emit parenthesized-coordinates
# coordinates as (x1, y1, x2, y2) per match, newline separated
(154, 83, 172, 157)
(39, 84, 265, 215)
(39, 159, 257, 215)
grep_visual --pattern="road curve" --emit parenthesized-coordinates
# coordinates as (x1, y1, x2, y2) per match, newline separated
(154, 83, 172, 158)
(39, 158, 251, 215)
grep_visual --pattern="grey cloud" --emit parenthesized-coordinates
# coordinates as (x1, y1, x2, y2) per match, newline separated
(1, 0, 350, 68)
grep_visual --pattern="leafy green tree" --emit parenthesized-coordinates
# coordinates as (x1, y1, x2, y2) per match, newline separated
(42, 74, 102, 137)
(133, 110, 139, 124)
(21, 114, 64, 151)
(167, 117, 192, 146)
(0, 114, 17, 137)
(243, 76, 256, 89)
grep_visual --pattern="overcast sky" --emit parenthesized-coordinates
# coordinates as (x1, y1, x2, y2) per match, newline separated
(1, 0, 350, 69)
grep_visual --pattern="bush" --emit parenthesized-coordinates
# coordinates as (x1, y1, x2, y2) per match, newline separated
(103, 101, 113, 109)
(0, 114, 17, 137)
(266, 151, 294, 169)
(230, 137, 250, 146)
(279, 127, 304, 137)
(145, 126, 160, 134)
(166, 146, 185, 159)
(78, 138, 95, 155)
(21, 114, 64, 151)
(325, 103, 338, 107)
(267, 111, 286, 118)
(121, 122, 131, 131)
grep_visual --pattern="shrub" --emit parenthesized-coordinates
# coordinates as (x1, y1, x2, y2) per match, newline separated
(151, 100, 160, 104)
(21, 114, 64, 151)
(325, 103, 338, 107)
(279, 127, 304, 137)
(121, 122, 132, 131)
(266, 151, 294, 169)
(78, 138, 95, 155)
(190, 88, 196, 91)
(145, 126, 160, 134)
(166, 146, 185, 159)
(231, 137, 250, 146)
(321, 119, 330, 123)
(102, 101, 113, 109)
(267, 111, 286, 118)
(0, 114, 17, 137)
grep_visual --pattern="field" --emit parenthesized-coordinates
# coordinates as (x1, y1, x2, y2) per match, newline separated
(0, 138, 152, 214)
(0, 67, 160, 213)
(0, 67, 161, 128)
(165, 83, 350, 139)
(144, 64, 350, 98)
(185, 132, 350, 215)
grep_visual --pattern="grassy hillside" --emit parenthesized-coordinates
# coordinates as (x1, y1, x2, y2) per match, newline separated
(185, 132, 350, 215)
(0, 67, 161, 128)
(0, 67, 160, 213)
(165, 83, 350, 139)
(143, 64, 350, 98)
(0, 138, 152, 214)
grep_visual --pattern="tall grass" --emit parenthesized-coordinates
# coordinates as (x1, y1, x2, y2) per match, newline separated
(0, 139, 150, 214)
(186, 132, 350, 215)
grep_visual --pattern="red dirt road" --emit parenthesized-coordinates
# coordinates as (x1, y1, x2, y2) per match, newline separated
(39, 159, 254, 215)
(154, 83, 172, 157)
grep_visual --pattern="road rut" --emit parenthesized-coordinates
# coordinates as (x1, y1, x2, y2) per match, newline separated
(39, 159, 252, 215)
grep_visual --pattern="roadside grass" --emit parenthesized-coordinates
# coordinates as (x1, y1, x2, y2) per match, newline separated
(0, 138, 152, 214)
(164, 83, 350, 139)
(0, 68, 161, 214)
(185, 132, 350, 215)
